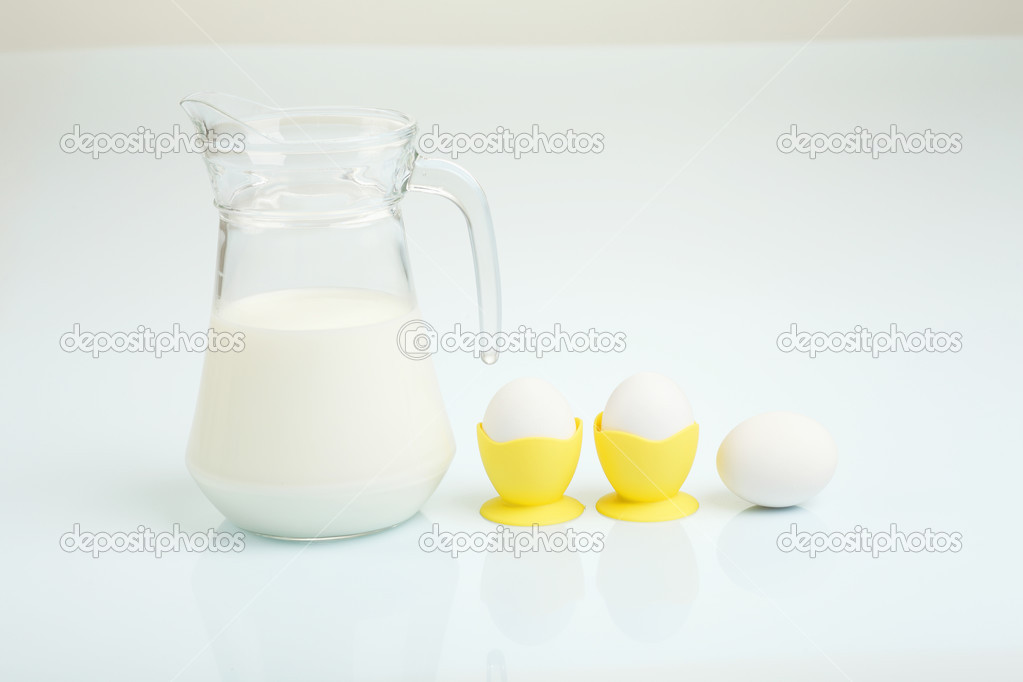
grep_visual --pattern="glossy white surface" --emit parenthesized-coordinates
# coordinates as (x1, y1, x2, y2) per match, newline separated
(1, 39, 1021, 680)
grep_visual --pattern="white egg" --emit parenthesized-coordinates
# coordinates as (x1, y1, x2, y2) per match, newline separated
(482, 377, 576, 442)
(716, 412, 837, 508)
(602, 373, 694, 441)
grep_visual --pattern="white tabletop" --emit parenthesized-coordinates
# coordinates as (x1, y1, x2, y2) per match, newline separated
(1, 39, 1021, 680)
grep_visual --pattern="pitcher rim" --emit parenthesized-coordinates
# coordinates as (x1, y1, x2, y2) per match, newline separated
(181, 92, 418, 150)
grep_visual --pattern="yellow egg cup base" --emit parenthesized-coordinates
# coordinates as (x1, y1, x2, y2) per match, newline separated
(595, 491, 699, 522)
(480, 495, 584, 526)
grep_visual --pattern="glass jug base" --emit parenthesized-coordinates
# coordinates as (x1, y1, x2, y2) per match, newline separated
(190, 465, 449, 540)
(246, 522, 402, 542)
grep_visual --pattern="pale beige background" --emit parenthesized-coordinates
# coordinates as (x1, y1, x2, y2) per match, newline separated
(3, 0, 1022, 50)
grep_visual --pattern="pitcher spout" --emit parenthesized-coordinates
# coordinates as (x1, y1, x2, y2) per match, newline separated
(180, 91, 279, 144)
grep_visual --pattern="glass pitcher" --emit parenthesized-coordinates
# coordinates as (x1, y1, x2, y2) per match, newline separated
(180, 93, 501, 540)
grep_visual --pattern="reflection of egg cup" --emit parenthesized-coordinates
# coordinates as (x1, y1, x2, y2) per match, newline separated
(594, 412, 699, 522)
(477, 418, 585, 526)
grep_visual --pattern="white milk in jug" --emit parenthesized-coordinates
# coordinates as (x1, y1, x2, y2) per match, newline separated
(186, 287, 455, 539)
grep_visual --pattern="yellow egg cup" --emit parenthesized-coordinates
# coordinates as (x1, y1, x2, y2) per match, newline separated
(477, 418, 585, 526)
(593, 412, 699, 522)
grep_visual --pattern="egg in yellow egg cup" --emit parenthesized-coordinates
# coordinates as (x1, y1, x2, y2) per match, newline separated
(593, 412, 699, 522)
(477, 418, 585, 526)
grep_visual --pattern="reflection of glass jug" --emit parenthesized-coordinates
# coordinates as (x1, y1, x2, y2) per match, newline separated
(180, 93, 501, 540)
(191, 517, 459, 680)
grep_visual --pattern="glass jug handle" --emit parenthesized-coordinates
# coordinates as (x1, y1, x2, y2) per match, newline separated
(408, 157, 503, 365)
